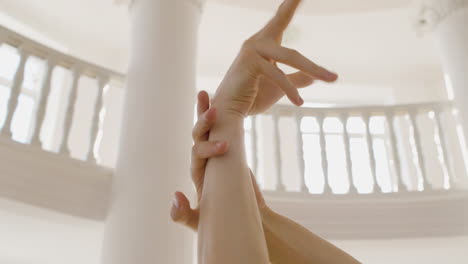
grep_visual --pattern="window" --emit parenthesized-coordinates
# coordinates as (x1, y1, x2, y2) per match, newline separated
(301, 116, 392, 194)
(0, 44, 44, 143)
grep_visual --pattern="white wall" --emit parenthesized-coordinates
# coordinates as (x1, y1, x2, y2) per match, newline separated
(1, 197, 467, 264)
(334, 236, 468, 264)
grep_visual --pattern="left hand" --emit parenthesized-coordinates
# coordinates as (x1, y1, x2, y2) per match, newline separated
(170, 91, 266, 231)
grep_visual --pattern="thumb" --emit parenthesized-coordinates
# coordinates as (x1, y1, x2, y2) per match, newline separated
(170, 191, 199, 231)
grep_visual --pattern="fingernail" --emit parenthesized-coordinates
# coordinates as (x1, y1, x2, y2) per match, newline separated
(297, 97, 304, 105)
(205, 107, 216, 120)
(173, 196, 179, 208)
(216, 142, 225, 150)
(326, 71, 338, 80)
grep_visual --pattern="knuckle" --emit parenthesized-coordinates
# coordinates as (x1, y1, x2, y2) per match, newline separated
(242, 38, 254, 48)
(288, 48, 300, 57)
(191, 129, 198, 140)
(192, 122, 207, 140)
(241, 39, 259, 55)
(191, 145, 198, 157)
(171, 213, 179, 222)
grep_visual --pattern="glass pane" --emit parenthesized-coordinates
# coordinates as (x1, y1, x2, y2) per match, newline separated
(326, 134, 348, 194)
(347, 117, 365, 134)
(38, 66, 70, 152)
(0, 44, 20, 81)
(68, 76, 97, 160)
(374, 138, 393, 193)
(11, 94, 35, 143)
(350, 136, 374, 193)
(0, 85, 10, 128)
(301, 116, 319, 133)
(245, 131, 253, 168)
(23, 56, 46, 92)
(244, 116, 252, 131)
(370, 116, 385, 134)
(323, 117, 343, 133)
(303, 134, 324, 193)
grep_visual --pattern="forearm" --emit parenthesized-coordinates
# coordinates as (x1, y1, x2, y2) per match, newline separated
(198, 109, 269, 264)
(261, 207, 360, 264)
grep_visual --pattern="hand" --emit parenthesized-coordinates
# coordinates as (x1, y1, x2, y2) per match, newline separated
(170, 91, 266, 231)
(212, 0, 338, 117)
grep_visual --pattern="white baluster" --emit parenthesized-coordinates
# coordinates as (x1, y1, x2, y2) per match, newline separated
(59, 69, 80, 155)
(363, 114, 380, 193)
(1, 48, 29, 138)
(296, 111, 308, 193)
(87, 75, 108, 163)
(273, 110, 285, 191)
(317, 114, 332, 194)
(340, 114, 357, 194)
(250, 116, 259, 180)
(386, 111, 406, 192)
(409, 111, 431, 190)
(433, 109, 454, 189)
(31, 59, 55, 147)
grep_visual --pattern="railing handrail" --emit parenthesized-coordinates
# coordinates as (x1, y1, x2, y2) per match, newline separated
(0, 25, 125, 83)
(267, 101, 454, 117)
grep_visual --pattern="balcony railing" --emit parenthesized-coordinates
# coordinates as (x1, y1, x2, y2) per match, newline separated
(2, 24, 468, 198)
(248, 102, 468, 196)
(0, 25, 125, 167)
(1, 24, 468, 237)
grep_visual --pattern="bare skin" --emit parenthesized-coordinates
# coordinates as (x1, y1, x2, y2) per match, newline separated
(171, 92, 360, 264)
(172, 1, 359, 263)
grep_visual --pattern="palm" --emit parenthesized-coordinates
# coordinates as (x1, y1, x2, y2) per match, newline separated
(249, 73, 314, 115)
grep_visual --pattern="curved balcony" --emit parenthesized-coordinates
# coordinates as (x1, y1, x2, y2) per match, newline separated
(0, 25, 467, 239)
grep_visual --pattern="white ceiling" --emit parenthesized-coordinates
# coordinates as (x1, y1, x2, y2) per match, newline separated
(214, 0, 412, 14)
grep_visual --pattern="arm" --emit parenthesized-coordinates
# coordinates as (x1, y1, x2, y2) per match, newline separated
(261, 208, 360, 264)
(171, 93, 360, 263)
(175, 1, 340, 262)
(248, 171, 360, 264)
(198, 108, 269, 263)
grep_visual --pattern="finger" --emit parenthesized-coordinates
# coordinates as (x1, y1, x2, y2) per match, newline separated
(192, 107, 217, 141)
(259, 58, 303, 106)
(262, 0, 302, 36)
(197, 90, 210, 117)
(170, 191, 199, 230)
(192, 141, 229, 160)
(257, 43, 338, 82)
(258, 71, 313, 99)
(287, 71, 315, 88)
(191, 141, 229, 195)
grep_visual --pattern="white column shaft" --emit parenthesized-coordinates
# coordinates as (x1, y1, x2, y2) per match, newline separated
(102, 0, 200, 263)
(433, 7, 468, 150)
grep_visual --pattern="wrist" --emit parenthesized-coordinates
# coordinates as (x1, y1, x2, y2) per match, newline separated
(259, 205, 273, 219)
(211, 98, 247, 121)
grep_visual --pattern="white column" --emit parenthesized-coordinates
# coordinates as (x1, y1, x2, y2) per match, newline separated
(102, 0, 202, 263)
(416, 0, 468, 150)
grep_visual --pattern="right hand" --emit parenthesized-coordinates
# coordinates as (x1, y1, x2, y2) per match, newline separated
(212, 0, 338, 117)
(170, 91, 266, 231)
